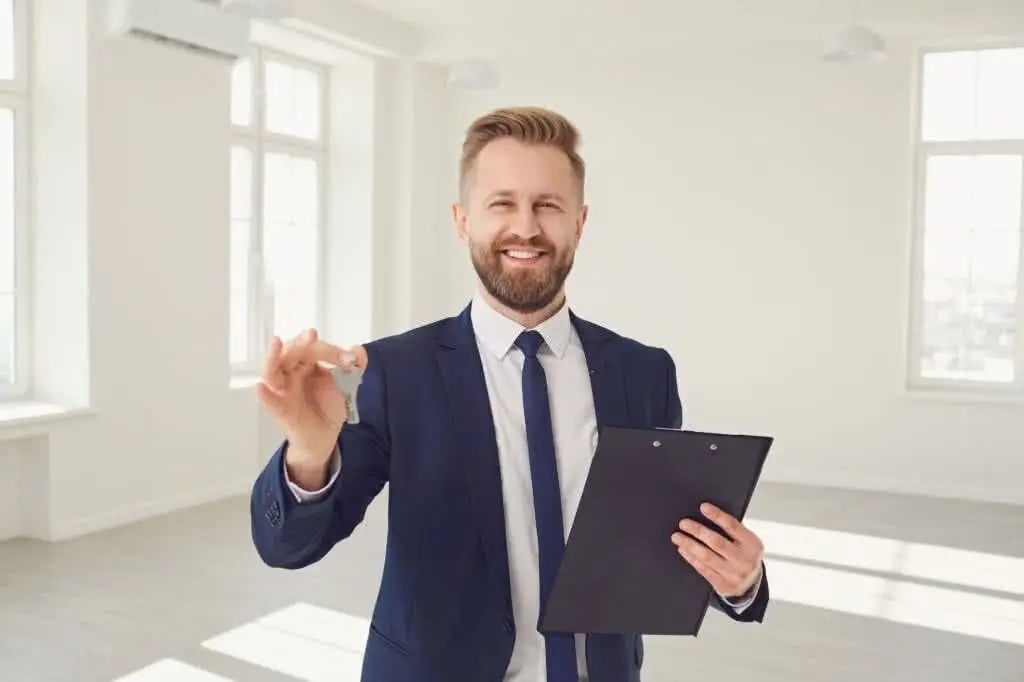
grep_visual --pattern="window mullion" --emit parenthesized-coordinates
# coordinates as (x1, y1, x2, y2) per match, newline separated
(250, 50, 268, 365)
(260, 132, 325, 153)
(919, 140, 1024, 156)
(233, 43, 328, 367)
(1016, 163, 1024, 391)
(907, 147, 928, 388)
(5, 91, 31, 395)
(314, 60, 329, 334)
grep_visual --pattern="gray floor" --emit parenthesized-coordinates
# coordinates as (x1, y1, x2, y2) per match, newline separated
(1, 481, 1022, 682)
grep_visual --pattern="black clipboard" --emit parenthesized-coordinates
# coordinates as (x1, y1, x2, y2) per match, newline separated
(538, 426, 772, 636)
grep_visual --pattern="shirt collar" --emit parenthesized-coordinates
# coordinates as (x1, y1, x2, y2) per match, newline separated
(470, 292, 572, 360)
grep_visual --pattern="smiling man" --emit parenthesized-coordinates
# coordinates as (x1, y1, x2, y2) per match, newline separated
(250, 106, 769, 682)
(460, 131, 581, 323)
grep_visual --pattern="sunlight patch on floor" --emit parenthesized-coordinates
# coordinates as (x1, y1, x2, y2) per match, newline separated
(113, 658, 234, 682)
(199, 603, 369, 681)
(747, 518, 1024, 596)
(111, 518, 1024, 681)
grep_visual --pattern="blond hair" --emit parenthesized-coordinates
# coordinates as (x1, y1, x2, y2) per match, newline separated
(459, 106, 585, 199)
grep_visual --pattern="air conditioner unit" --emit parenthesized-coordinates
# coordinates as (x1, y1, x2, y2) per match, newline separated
(108, 0, 250, 62)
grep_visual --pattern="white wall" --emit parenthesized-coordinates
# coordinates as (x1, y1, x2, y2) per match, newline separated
(0, 0, 455, 541)
(445, 43, 1024, 506)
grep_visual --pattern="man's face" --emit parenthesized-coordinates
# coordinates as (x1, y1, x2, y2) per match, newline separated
(453, 137, 588, 314)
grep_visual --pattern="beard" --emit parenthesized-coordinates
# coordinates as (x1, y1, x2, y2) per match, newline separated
(470, 236, 575, 313)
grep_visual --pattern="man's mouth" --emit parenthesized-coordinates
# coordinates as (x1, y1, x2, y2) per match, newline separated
(501, 249, 547, 261)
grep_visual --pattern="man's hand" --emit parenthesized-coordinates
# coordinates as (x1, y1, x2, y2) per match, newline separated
(256, 328, 364, 488)
(671, 503, 764, 599)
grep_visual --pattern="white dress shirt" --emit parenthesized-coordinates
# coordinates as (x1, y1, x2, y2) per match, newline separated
(286, 294, 759, 681)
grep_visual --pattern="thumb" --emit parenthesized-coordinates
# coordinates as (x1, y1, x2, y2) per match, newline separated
(311, 364, 338, 388)
(337, 345, 367, 370)
(255, 381, 287, 418)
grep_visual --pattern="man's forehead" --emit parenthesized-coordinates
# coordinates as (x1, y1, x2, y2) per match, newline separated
(472, 141, 578, 193)
(475, 137, 572, 169)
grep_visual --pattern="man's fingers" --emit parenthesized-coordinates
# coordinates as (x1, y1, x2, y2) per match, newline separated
(255, 380, 287, 417)
(673, 533, 749, 594)
(677, 519, 740, 561)
(700, 503, 754, 546)
(333, 345, 369, 374)
(282, 337, 347, 370)
(672, 534, 728, 573)
(676, 542, 730, 593)
(261, 329, 352, 402)
(673, 533, 748, 581)
(308, 340, 350, 365)
(336, 349, 359, 370)
(261, 336, 286, 390)
(279, 329, 314, 371)
(280, 329, 348, 372)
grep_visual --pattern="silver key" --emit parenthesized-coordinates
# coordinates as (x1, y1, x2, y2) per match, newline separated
(332, 366, 364, 424)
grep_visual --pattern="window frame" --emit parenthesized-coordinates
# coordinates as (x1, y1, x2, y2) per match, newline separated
(230, 46, 330, 377)
(906, 43, 1024, 398)
(0, 0, 31, 400)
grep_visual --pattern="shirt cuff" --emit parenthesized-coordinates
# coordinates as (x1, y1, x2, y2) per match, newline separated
(719, 563, 763, 614)
(284, 447, 341, 503)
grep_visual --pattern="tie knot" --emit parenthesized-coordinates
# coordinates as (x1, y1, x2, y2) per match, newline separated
(515, 330, 545, 358)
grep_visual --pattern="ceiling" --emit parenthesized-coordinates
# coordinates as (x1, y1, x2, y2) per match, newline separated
(347, 0, 1024, 60)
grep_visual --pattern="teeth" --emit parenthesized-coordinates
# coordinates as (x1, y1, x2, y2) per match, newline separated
(505, 250, 540, 259)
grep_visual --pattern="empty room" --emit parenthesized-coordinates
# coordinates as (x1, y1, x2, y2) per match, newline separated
(1, 0, 1022, 681)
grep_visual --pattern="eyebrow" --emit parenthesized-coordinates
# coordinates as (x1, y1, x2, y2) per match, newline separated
(485, 190, 568, 203)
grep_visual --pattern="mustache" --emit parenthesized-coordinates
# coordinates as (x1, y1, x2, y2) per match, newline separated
(493, 236, 555, 252)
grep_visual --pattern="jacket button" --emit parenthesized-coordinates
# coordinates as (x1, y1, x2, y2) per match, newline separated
(265, 500, 282, 527)
(503, 618, 515, 634)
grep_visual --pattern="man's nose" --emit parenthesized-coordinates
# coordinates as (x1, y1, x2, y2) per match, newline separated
(508, 205, 542, 238)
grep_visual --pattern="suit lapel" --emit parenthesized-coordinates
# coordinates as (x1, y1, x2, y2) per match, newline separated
(433, 305, 629, 616)
(571, 312, 630, 429)
(436, 305, 512, 610)
(572, 312, 634, 676)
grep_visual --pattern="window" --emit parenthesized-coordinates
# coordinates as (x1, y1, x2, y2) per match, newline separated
(0, 0, 27, 398)
(230, 49, 327, 373)
(909, 46, 1024, 393)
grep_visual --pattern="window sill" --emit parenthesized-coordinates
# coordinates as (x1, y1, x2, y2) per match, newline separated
(904, 386, 1024, 406)
(230, 374, 261, 391)
(0, 401, 94, 441)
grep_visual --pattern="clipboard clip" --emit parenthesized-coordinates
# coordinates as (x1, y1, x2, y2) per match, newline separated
(652, 439, 718, 451)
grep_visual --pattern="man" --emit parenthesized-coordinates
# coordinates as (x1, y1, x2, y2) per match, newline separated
(251, 106, 769, 682)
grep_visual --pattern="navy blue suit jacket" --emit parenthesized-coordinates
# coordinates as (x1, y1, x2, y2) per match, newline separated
(251, 304, 769, 682)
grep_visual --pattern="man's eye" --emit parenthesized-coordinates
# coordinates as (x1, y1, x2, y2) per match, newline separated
(537, 202, 560, 210)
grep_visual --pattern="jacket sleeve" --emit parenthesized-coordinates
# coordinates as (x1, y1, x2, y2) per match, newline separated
(662, 348, 684, 430)
(249, 343, 390, 569)
(716, 564, 770, 622)
(660, 348, 770, 623)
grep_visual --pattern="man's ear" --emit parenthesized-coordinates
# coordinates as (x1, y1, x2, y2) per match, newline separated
(452, 203, 469, 243)
(576, 204, 589, 240)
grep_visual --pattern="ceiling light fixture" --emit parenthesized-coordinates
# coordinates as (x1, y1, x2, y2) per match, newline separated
(822, 24, 887, 63)
(446, 59, 501, 90)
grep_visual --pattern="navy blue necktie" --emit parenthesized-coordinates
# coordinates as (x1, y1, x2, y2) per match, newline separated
(515, 331, 578, 682)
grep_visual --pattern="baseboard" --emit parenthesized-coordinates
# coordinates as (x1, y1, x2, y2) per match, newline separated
(39, 472, 1022, 543)
(48, 476, 254, 541)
